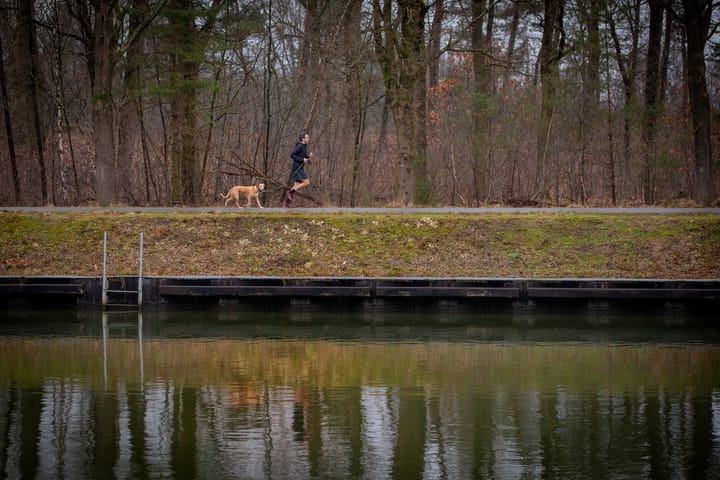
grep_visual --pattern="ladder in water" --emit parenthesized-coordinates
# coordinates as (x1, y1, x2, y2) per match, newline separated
(102, 231, 144, 308)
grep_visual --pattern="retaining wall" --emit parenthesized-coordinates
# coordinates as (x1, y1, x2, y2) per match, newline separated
(1, 276, 718, 315)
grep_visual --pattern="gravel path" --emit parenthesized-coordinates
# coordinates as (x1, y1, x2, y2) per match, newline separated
(3, 206, 720, 214)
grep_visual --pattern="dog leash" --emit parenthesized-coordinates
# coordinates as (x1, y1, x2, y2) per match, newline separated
(259, 161, 311, 193)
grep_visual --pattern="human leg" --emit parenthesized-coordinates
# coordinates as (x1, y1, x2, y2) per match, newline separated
(292, 179, 310, 192)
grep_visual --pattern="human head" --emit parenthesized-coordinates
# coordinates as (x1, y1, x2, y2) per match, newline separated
(299, 133, 309, 143)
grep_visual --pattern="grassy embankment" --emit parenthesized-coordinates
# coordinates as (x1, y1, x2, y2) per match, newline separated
(1, 211, 718, 278)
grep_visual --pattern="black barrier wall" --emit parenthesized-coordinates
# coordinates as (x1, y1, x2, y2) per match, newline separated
(1, 276, 719, 315)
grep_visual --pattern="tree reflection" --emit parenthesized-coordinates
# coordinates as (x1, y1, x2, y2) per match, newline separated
(1, 324, 720, 479)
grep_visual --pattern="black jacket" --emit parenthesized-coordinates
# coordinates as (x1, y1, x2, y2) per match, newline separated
(291, 141, 308, 170)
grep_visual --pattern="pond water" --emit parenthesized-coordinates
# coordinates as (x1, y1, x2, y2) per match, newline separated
(1, 309, 719, 479)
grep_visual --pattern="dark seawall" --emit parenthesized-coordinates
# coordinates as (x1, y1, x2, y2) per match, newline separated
(2, 276, 718, 318)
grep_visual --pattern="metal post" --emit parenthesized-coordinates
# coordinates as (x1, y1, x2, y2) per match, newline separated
(102, 231, 108, 306)
(138, 311, 144, 388)
(138, 232, 144, 307)
(102, 310, 108, 388)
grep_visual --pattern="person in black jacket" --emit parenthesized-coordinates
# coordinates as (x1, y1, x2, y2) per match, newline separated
(286, 133, 313, 207)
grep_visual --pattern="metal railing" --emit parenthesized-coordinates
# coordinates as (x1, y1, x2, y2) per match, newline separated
(102, 231, 144, 308)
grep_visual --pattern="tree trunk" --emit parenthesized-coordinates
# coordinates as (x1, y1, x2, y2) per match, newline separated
(371, 0, 429, 206)
(681, 0, 715, 205)
(0, 28, 20, 204)
(408, 0, 429, 205)
(91, 0, 118, 206)
(607, 0, 641, 201)
(20, 0, 49, 205)
(199, 66, 222, 205)
(606, 78, 617, 205)
(170, 59, 199, 205)
(263, 0, 274, 181)
(471, 0, 491, 204)
(506, 0, 520, 77)
(396, 105, 416, 205)
(535, 0, 564, 203)
(485, 0, 495, 94)
(427, 0, 445, 89)
(53, 3, 81, 203)
(658, 6, 673, 107)
(117, 0, 147, 205)
(585, 0, 601, 103)
(341, 0, 364, 206)
(167, 0, 219, 205)
(575, 0, 601, 204)
(641, 0, 663, 205)
(297, 0, 319, 82)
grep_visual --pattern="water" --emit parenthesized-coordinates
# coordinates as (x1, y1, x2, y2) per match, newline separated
(1, 309, 719, 479)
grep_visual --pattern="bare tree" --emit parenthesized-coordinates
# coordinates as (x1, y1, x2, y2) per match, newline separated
(1, 0, 717, 208)
(0, 24, 20, 204)
(117, 0, 148, 205)
(670, 0, 716, 205)
(428, 0, 445, 89)
(535, 0, 566, 203)
(470, 0, 492, 205)
(606, 0, 642, 192)
(641, 0, 663, 204)
(372, 0, 430, 205)
(20, 0, 50, 205)
(90, 0, 119, 206)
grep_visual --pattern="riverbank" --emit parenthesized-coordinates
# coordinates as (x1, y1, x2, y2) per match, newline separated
(1, 209, 718, 279)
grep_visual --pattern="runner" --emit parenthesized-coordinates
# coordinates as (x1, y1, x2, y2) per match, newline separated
(285, 133, 313, 207)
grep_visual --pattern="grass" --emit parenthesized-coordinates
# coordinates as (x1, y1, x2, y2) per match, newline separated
(1, 211, 719, 278)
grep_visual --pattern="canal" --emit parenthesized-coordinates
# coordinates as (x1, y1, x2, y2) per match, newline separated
(1, 309, 719, 479)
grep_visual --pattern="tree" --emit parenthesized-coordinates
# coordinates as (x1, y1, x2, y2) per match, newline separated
(19, 0, 50, 205)
(338, 0, 366, 206)
(671, 0, 716, 205)
(1, 0, 717, 208)
(535, 0, 566, 202)
(641, 0, 663, 204)
(428, 0, 445, 89)
(570, 0, 603, 204)
(67, 0, 164, 206)
(372, 0, 430, 205)
(606, 0, 641, 200)
(89, 0, 119, 206)
(164, 0, 222, 205)
(0, 23, 20, 204)
(117, 0, 149, 205)
(470, 0, 492, 205)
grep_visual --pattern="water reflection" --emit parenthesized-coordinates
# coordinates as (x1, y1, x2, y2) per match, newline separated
(102, 311, 144, 389)
(0, 310, 719, 479)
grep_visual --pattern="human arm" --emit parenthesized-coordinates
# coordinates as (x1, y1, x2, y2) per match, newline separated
(291, 143, 312, 163)
(290, 143, 305, 163)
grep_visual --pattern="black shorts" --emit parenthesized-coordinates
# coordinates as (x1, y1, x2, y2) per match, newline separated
(292, 168, 308, 183)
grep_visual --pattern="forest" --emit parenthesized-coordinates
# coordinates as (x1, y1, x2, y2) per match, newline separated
(0, 0, 718, 207)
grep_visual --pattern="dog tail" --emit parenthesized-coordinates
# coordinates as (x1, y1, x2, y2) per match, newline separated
(219, 191, 230, 199)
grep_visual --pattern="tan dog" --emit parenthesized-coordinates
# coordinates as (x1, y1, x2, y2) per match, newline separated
(220, 183, 266, 208)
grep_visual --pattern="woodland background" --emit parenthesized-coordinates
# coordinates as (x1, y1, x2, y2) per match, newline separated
(0, 0, 718, 207)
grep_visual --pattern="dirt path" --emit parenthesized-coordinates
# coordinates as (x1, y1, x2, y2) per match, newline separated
(3, 206, 720, 214)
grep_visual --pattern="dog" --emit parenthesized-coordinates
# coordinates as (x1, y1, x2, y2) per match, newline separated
(220, 183, 266, 208)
